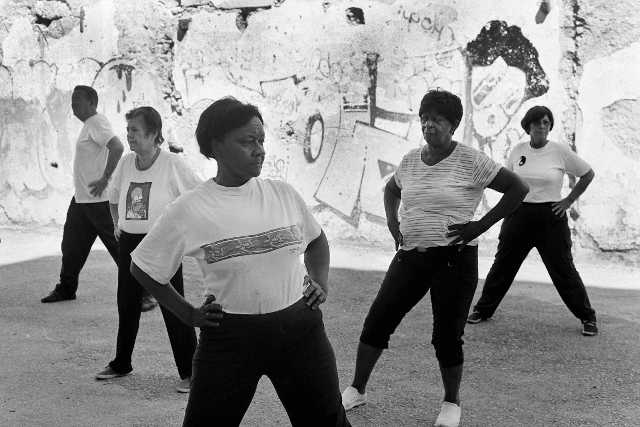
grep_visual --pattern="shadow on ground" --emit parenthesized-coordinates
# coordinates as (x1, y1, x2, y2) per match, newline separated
(1, 251, 639, 426)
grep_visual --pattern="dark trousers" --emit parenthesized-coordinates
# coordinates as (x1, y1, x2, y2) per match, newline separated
(57, 197, 119, 296)
(182, 298, 350, 427)
(474, 202, 596, 322)
(360, 246, 479, 368)
(109, 231, 197, 379)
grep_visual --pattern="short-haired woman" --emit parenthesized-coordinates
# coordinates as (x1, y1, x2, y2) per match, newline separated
(129, 97, 351, 426)
(341, 89, 529, 427)
(468, 105, 598, 336)
(95, 107, 202, 393)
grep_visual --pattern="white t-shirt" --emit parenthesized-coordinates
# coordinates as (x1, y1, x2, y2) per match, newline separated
(131, 178, 322, 314)
(507, 141, 591, 203)
(110, 150, 203, 234)
(395, 143, 501, 249)
(73, 114, 117, 203)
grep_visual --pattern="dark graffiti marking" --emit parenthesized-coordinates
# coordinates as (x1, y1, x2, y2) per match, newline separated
(465, 21, 549, 101)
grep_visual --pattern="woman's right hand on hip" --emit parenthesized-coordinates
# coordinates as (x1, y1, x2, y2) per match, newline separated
(189, 295, 224, 328)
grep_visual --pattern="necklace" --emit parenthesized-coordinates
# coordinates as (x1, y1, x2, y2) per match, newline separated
(136, 147, 160, 171)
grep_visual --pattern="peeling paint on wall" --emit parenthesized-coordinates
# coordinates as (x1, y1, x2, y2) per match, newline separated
(0, 0, 639, 258)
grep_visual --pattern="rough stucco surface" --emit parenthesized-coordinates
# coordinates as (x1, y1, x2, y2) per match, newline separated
(0, 0, 638, 259)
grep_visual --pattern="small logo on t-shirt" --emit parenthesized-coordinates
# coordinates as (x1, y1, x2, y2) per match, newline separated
(518, 156, 526, 166)
(125, 182, 152, 220)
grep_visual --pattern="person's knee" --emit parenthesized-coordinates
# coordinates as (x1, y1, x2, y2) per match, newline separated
(433, 338, 464, 367)
(360, 326, 390, 350)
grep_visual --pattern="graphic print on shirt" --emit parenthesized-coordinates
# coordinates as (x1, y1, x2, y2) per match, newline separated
(125, 182, 152, 220)
(201, 225, 304, 264)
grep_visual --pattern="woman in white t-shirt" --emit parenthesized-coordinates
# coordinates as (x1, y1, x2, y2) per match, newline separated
(95, 107, 203, 393)
(340, 89, 529, 427)
(467, 106, 598, 337)
(129, 97, 350, 427)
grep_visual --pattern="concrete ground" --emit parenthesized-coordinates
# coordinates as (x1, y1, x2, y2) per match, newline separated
(0, 227, 639, 426)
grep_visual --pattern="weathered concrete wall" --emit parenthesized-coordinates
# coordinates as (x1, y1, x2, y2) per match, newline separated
(0, 0, 638, 258)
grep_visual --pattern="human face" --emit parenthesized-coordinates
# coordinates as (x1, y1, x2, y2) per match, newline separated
(420, 110, 456, 147)
(214, 116, 266, 187)
(126, 116, 157, 156)
(71, 90, 95, 122)
(528, 114, 551, 146)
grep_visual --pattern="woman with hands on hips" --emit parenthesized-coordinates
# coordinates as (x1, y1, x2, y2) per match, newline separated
(130, 97, 350, 427)
(96, 106, 202, 393)
(341, 89, 529, 427)
(467, 106, 598, 336)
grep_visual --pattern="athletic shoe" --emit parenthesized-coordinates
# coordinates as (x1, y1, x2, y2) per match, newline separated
(466, 311, 488, 324)
(176, 376, 191, 393)
(95, 366, 129, 380)
(434, 401, 461, 427)
(582, 321, 598, 336)
(141, 293, 158, 312)
(341, 386, 367, 411)
(41, 286, 76, 303)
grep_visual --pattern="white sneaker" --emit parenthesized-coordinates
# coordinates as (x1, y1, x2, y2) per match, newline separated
(341, 386, 367, 411)
(434, 401, 461, 427)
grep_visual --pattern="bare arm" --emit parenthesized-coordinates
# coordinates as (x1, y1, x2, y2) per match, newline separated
(89, 136, 124, 197)
(384, 178, 403, 250)
(130, 261, 222, 327)
(447, 168, 529, 250)
(109, 203, 120, 242)
(552, 168, 595, 217)
(302, 229, 330, 310)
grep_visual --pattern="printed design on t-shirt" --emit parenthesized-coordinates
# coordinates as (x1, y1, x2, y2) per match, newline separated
(518, 156, 526, 166)
(201, 225, 304, 264)
(125, 182, 152, 220)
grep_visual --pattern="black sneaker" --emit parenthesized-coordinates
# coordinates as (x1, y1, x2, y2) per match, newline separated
(467, 311, 489, 324)
(582, 321, 598, 336)
(41, 286, 76, 303)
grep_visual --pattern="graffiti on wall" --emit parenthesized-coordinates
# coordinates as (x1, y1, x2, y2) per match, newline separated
(0, 1, 549, 229)
(0, 54, 167, 222)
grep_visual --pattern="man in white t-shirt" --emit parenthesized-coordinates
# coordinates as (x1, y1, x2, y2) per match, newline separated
(41, 85, 124, 303)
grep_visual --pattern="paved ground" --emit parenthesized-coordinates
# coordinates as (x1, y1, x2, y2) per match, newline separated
(0, 227, 639, 426)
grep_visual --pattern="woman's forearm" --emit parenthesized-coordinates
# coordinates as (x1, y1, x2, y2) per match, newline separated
(481, 169, 529, 229)
(109, 203, 119, 227)
(384, 185, 401, 225)
(130, 261, 195, 324)
(304, 230, 330, 294)
(567, 169, 595, 202)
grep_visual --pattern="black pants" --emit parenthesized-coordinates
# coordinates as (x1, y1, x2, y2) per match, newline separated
(108, 231, 197, 379)
(57, 197, 119, 296)
(182, 298, 350, 427)
(473, 202, 596, 322)
(360, 246, 479, 368)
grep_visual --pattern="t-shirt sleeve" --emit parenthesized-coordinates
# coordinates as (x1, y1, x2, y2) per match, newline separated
(472, 149, 501, 188)
(287, 184, 321, 245)
(170, 155, 204, 198)
(130, 209, 187, 284)
(562, 147, 591, 178)
(109, 157, 124, 204)
(89, 116, 118, 147)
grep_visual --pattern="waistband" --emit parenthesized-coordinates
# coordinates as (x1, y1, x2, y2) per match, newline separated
(220, 297, 310, 320)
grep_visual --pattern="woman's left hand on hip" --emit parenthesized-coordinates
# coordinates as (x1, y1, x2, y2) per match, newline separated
(303, 275, 327, 310)
(551, 198, 572, 217)
(446, 221, 488, 250)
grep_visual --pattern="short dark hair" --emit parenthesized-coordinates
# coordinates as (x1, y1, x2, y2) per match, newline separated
(195, 97, 264, 160)
(73, 85, 99, 106)
(521, 105, 554, 134)
(125, 106, 164, 145)
(418, 89, 463, 128)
